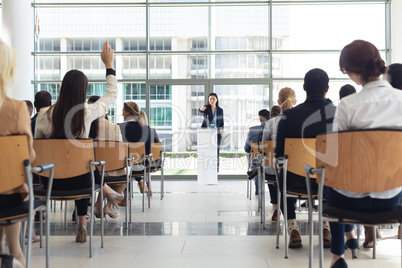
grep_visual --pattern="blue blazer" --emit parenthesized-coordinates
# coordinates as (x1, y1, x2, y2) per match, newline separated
(199, 105, 224, 133)
(118, 121, 151, 155)
(244, 123, 265, 153)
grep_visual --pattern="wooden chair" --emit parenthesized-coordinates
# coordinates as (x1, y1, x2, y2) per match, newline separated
(261, 140, 278, 232)
(0, 135, 53, 268)
(250, 142, 262, 202)
(149, 142, 166, 200)
(128, 142, 152, 213)
(306, 130, 402, 268)
(275, 138, 317, 261)
(32, 139, 105, 257)
(93, 141, 133, 229)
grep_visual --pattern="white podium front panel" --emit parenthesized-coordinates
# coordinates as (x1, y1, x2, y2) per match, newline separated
(197, 128, 218, 184)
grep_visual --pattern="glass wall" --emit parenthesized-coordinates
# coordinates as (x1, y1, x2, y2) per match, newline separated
(31, 0, 389, 175)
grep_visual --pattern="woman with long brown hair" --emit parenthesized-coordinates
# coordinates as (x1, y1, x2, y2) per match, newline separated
(35, 41, 123, 243)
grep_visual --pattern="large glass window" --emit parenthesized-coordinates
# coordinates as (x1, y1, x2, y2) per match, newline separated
(32, 0, 390, 175)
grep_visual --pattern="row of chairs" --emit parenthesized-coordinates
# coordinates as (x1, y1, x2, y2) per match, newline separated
(0, 136, 165, 268)
(249, 130, 402, 268)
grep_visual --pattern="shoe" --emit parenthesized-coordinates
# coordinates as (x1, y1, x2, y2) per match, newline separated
(345, 238, 359, 259)
(104, 205, 119, 219)
(247, 169, 258, 180)
(106, 192, 124, 205)
(255, 191, 259, 195)
(289, 229, 303, 248)
(323, 228, 331, 248)
(75, 223, 87, 243)
(363, 227, 380, 248)
(331, 258, 347, 268)
(271, 209, 279, 221)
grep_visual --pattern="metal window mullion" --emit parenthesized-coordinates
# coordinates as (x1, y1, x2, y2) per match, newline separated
(146, 0, 150, 117)
(269, 1, 273, 109)
(385, 0, 392, 63)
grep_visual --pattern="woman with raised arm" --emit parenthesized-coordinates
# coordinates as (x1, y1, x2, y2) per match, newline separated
(35, 41, 123, 243)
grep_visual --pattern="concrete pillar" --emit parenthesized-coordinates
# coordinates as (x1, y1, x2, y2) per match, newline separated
(2, 0, 34, 101)
(391, 0, 402, 63)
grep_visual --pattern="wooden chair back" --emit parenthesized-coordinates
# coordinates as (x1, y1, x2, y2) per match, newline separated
(150, 142, 162, 161)
(284, 138, 316, 178)
(0, 135, 30, 193)
(94, 141, 129, 172)
(251, 142, 260, 159)
(32, 139, 94, 178)
(316, 130, 402, 192)
(128, 142, 146, 165)
(263, 140, 276, 167)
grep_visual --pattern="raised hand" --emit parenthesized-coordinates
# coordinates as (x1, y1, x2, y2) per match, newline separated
(101, 41, 114, 69)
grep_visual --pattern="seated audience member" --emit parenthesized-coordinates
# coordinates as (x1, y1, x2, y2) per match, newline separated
(119, 102, 151, 195)
(275, 68, 336, 249)
(244, 109, 270, 195)
(327, 40, 402, 268)
(270, 105, 281, 118)
(384, 63, 402, 240)
(138, 110, 162, 196)
(262, 87, 296, 221)
(0, 40, 35, 267)
(88, 95, 125, 219)
(24, 100, 33, 117)
(35, 41, 123, 242)
(385, 63, 402, 90)
(31, 91, 52, 135)
(338, 84, 356, 100)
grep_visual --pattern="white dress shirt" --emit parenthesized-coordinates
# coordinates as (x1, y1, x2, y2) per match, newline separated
(35, 75, 117, 139)
(332, 79, 402, 199)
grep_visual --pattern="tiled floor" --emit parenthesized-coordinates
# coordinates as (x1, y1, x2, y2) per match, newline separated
(27, 180, 400, 268)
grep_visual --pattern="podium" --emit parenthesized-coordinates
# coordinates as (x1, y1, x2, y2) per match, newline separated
(197, 128, 218, 184)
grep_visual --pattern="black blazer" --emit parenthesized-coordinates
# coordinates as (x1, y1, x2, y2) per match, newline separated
(275, 96, 336, 188)
(118, 121, 151, 155)
(199, 105, 224, 132)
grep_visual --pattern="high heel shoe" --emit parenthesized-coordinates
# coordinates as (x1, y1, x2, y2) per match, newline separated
(104, 205, 119, 219)
(106, 192, 124, 205)
(75, 223, 87, 243)
(331, 258, 347, 268)
(345, 238, 359, 259)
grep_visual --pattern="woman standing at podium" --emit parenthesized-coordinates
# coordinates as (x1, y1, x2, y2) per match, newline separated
(199, 93, 224, 172)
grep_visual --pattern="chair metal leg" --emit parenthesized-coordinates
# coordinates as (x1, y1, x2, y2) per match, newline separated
(283, 189, 288, 259)
(262, 175, 266, 229)
(247, 178, 250, 199)
(39, 210, 43, 248)
(26, 214, 33, 268)
(161, 166, 164, 200)
(64, 201, 68, 230)
(276, 189, 281, 249)
(45, 201, 50, 268)
(148, 173, 151, 209)
(373, 226, 376, 259)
